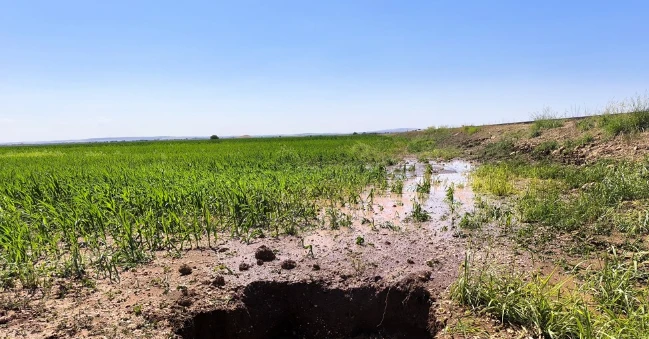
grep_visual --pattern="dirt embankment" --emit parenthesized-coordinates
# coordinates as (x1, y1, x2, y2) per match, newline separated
(405, 116, 649, 164)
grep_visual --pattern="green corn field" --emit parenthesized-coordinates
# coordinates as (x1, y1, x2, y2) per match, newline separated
(0, 135, 400, 288)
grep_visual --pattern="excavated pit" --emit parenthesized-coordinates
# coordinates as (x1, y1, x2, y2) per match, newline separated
(177, 280, 435, 339)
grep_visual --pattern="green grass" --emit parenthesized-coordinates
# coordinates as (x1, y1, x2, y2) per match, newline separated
(0, 135, 399, 288)
(462, 125, 481, 135)
(421, 147, 462, 161)
(530, 109, 565, 137)
(463, 155, 649, 336)
(598, 111, 649, 136)
(452, 252, 649, 339)
(406, 129, 461, 161)
(532, 140, 559, 158)
(473, 159, 649, 236)
(390, 179, 404, 194)
(471, 164, 516, 196)
(410, 200, 430, 222)
(576, 117, 597, 131)
(479, 139, 515, 160)
(591, 94, 649, 136)
(562, 134, 594, 152)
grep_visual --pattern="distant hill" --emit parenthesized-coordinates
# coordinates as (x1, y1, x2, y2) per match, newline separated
(1, 128, 419, 146)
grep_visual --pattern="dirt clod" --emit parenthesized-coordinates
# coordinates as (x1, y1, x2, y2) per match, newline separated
(281, 259, 297, 270)
(254, 245, 276, 262)
(212, 276, 226, 287)
(178, 264, 193, 276)
(177, 297, 193, 307)
(312, 264, 321, 271)
(256, 259, 264, 266)
(238, 263, 251, 271)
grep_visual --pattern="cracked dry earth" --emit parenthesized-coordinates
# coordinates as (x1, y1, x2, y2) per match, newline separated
(1, 160, 486, 339)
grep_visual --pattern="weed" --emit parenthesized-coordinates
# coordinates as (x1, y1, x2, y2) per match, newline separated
(424, 163, 433, 176)
(416, 178, 431, 194)
(411, 201, 430, 222)
(390, 180, 404, 194)
(458, 212, 481, 230)
(599, 111, 649, 136)
(445, 184, 461, 218)
(133, 304, 143, 316)
(597, 94, 649, 136)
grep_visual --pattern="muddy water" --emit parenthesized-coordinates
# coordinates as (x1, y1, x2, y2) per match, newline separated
(367, 159, 474, 230)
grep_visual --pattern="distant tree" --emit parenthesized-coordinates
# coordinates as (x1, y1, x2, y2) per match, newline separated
(352, 132, 358, 135)
(210, 135, 219, 140)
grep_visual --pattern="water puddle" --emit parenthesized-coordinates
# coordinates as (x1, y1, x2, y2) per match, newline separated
(363, 159, 474, 229)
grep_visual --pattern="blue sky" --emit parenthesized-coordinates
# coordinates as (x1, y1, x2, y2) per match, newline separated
(1, 0, 648, 142)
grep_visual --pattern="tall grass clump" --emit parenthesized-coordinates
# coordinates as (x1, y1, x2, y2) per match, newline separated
(452, 251, 649, 339)
(530, 107, 565, 137)
(451, 256, 589, 338)
(597, 94, 649, 136)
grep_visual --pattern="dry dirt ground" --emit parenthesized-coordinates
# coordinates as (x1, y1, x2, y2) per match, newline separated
(2, 160, 524, 339)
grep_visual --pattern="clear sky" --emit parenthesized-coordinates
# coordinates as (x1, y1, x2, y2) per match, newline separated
(1, 1, 648, 142)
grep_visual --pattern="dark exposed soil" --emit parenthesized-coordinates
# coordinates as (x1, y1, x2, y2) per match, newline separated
(176, 276, 435, 339)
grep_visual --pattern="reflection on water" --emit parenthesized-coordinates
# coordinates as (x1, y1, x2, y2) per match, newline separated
(344, 159, 475, 233)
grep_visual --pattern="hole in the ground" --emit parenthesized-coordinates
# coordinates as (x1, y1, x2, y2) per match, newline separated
(177, 280, 435, 339)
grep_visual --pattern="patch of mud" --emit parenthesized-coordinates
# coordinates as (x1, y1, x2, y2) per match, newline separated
(177, 278, 435, 339)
